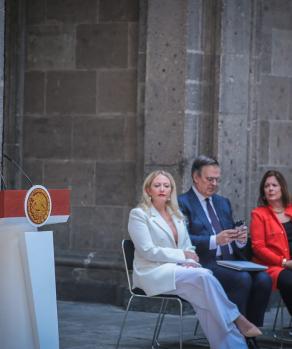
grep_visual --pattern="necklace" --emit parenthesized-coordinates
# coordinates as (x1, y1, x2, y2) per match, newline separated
(273, 208, 284, 214)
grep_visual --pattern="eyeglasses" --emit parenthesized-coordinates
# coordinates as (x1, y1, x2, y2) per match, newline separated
(205, 176, 221, 183)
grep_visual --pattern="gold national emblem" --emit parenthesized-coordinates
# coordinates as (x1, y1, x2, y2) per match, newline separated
(26, 187, 51, 225)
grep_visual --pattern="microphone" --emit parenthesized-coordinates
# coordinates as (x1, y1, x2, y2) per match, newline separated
(3, 154, 33, 187)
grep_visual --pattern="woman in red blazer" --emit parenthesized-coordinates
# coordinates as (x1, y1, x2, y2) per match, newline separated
(250, 170, 292, 316)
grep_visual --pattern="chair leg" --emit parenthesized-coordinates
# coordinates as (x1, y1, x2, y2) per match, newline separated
(152, 299, 168, 348)
(116, 295, 134, 349)
(194, 319, 200, 336)
(152, 298, 183, 349)
(178, 298, 183, 349)
(273, 298, 282, 332)
(272, 297, 292, 343)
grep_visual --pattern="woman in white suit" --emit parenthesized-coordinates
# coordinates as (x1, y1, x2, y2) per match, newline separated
(128, 170, 262, 349)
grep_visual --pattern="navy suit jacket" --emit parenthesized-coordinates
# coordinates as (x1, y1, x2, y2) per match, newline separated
(178, 188, 245, 266)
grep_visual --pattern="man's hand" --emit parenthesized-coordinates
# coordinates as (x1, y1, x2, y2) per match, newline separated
(216, 229, 239, 246)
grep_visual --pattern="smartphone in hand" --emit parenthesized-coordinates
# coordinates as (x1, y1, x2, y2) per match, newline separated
(234, 220, 247, 240)
(234, 220, 245, 228)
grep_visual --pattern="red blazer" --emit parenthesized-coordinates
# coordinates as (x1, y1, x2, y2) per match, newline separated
(250, 204, 292, 289)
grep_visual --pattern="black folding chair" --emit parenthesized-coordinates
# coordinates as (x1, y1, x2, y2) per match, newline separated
(116, 239, 202, 349)
(272, 295, 292, 345)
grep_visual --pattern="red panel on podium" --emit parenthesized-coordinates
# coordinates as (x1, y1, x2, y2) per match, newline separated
(0, 189, 70, 218)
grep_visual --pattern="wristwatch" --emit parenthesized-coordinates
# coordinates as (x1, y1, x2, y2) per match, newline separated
(282, 258, 287, 267)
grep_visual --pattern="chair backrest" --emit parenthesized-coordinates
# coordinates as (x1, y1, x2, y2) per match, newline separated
(122, 239, 135, 291)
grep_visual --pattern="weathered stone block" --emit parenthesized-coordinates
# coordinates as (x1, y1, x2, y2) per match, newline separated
(185, 83, 200, 112)
(257, 33, 272, 76)
(271, 29, 292, 78)
(144, 110, 184, 165)
(138, 0, 147, 52)
(146, 1, 186, 115)
(72, 117, 125, 160)
(259, 75, 289, 120)
(71, 206, 125, 250)
(98, 70, 137, 113)
(91, 205, 130, 251)
(146, 69, 185, 114)
(22, 158, 43, 185)
(46, 71, 96, 114)
(76, 24, 128, 69)
(258, 121, 270, 165)
(26, 0, 45, 25)
(217, 113, 248, 217)
(24, 71, 45, 114)
(202, 0, 219, 55)
(138, 53, 146, 83)
(44, 160, 95, 207)
(262, 1, 292, 32)
(269, 122, 292, 166)
(99, 0, 138, 22)
(125, 116, 136, 161)
(0, 10, 4, 66)
(219, 54, 249, 114)
(55, 265, 126, 305)
(27, 26, 75, 70)
(70, 207, 95, 250)
(23, 116, 72, 159)
(186, 52, 203, 82)
(197, 113, 213, 156)
(128, 23, 138, 68)
(47, 0, 97, 23)
(185, 82, 213, 113)
(95, 162, 135, 206)
(186, 0, 203, 51)
(221, 0, 251, 55)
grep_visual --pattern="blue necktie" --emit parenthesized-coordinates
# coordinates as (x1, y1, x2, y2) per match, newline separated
(205, 198, 232, 260)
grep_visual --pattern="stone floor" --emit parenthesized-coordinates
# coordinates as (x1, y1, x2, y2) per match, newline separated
(58, 300, 292, 349)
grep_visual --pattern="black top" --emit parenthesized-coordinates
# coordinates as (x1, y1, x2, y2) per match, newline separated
(283, 220, 292, 255)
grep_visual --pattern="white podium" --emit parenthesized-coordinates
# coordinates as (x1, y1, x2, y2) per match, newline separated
(0, 189, 70, 349)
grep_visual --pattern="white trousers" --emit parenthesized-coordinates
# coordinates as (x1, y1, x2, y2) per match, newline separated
(165, 266, 248, 349)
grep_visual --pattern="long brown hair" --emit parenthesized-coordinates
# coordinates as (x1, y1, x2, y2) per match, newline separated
(258, 170, 291, 207)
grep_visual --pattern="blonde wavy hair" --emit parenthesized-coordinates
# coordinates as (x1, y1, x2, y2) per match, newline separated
(139, 170, 183, 218)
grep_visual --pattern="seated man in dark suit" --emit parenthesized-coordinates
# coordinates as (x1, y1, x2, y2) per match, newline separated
(178, 155, 272, 348)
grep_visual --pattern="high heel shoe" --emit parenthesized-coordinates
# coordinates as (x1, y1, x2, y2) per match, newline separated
(235, 315, 262, 338)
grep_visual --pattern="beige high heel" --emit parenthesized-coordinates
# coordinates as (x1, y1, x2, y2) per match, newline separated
(235, 315, 263, 338)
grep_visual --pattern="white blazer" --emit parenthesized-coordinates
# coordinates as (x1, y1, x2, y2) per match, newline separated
(128, 206, 193, 296)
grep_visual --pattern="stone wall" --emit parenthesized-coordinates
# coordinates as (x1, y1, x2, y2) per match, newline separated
(0, 0, 4, 169)
(217, 0, 292, 221)
(2, 0, 292, 304)
(4, 0, 139, 303)
(249, 0, 292, 212)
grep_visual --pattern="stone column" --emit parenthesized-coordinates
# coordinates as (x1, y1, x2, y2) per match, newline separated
(216, 0, 252, 218)
(143, 0, 188, 189)
(183, 0, 219, 189)
(142, 0, 218, 191)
